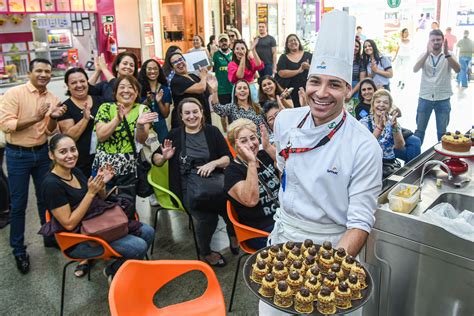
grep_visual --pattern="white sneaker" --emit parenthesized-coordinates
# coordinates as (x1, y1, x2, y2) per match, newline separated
(149, 194, 159, 207)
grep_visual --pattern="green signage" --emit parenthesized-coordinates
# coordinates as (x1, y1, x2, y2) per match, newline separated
(102, 15, 114, 23)
(387, 0, 401, 8)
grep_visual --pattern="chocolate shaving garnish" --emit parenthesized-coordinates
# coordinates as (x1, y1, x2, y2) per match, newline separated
(300, 287, 310, 297)
(256, 260, 266, 269)
(338, 281, 349, 291)
(278, 281, 288, 291)
(320, 286, 331, 296)
(303, 239, 313, 248)
(265, 273, 274, 282)
(289, 271, 299, 280)
(348, 274, 358, 284)
(331, 263, 341, 272)
(293, 260, 303, 269)
(345, 255, 355, 264)
(274, 261, 284, 271)
(326, 271, 337, 281)
(321, 250, 331, 259)
(322, 240, 332, 250)
(336, 247, 346, 256)
(305, 255, 315, 265)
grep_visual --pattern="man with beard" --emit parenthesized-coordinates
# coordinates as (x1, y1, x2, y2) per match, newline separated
(0, 58, 66, 274)
(260, 10, 382, 315)
(213, 33, 234, 130)
(413, 29, 460, 144)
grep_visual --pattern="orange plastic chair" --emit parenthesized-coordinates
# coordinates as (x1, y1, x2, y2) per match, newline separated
(226, 201, 270, 312)
(46, 211, 122, 316)
(109, 260, 226, 316)
(225, 137, 237, 158)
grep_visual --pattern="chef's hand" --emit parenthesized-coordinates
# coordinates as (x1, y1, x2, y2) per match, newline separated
(196, 161, 216, 178)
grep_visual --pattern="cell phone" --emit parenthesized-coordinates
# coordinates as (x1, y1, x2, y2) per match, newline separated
(286, 87, 294, 94)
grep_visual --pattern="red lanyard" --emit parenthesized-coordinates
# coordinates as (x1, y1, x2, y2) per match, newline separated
(279, 111, 347, 161)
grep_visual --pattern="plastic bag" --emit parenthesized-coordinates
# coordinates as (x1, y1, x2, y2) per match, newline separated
(421, 203, 474, 242)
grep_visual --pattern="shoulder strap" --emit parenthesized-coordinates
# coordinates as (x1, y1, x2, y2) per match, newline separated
(122, 116, 138, 159)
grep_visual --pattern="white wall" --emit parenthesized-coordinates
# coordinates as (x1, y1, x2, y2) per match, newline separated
(114, 0, 141, 48)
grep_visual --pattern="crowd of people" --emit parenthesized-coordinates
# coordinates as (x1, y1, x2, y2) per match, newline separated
(0, 13, 471, 301)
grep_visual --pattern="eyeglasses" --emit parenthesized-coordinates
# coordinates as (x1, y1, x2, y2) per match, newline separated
(171, 57, 185, 65)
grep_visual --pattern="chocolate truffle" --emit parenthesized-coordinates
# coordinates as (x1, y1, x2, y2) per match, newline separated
(320, 286, 331, 296)
(348, 274, 358, 284)
(303, 239, 313, 248)
(322, 241, 332, 250)
(327, 271, 337, 281)
(346, 255, 355, 264)
(260, 250, 269, 258)
(338, 282, 349, 292)
(293, 260, 303, 269)
(276, 252, 286, 261)
(291, 247, 301, 256)
(305, 255, 315, 265)
(265, 273, 274, 282)
(331, 263, 341, 272)
(256, 260, 266, 270)
(274, 261, 284, 271)
(285, 241, 295, 250)
(336, 248, 346, 257)
(300, 287, 310, 297)
(278, 281, 288, 291)
(321, 250, 331, 259)
(308, 246, 317, 256)
(308, 276, 318, 285)
(289, 271, 299, 280)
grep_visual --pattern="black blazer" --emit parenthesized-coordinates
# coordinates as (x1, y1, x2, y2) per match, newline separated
(153, 125, 231, 202)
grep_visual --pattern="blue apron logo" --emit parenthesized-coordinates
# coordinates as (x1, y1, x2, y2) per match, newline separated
(327, 166, 339, 175)
(316, 61, 327, 69)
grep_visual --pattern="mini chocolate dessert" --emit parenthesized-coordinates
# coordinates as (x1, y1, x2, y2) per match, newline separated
(274, 251, 289, 267)
(304, 276, 321, 298)
(303, 255, 316, 271)
(330, 263, 345, 281)
(319, 241, 334, 256)
(350, 262, 367, 289)
(334, 281, 352, 309)
(294, 287, 314, 314)
(347, 273, 363, 300)
(269, 244, 280, 259)
(258, 273, 277, 298)
(334, 247, 347, 265)
(318, 250, 334, 273)
(317, 286, 337, 315)
(273, 281, 293, 308)
(323, 271, 340, 292)
(306, 265, 323, 281)
(286, 271, 304, 294)
(304, 245, 319, 261)
(287, 247, 303, 266)
(272, 261, 289, 282)
(257, 250, 273, 265)
(290, 260, 305, 275)
(251, 260, 269, 284)
(301, 239, 314, 253)
(341, 255, 356, 277)
(283, 241, 296, 255)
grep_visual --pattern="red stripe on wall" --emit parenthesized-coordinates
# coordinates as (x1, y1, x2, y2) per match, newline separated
(0, 32, 33, 44)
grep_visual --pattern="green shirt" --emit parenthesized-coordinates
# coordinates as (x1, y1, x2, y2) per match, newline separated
(95, 102, 150, 154)
(456, 38, 474, 57)
(213, 50, 233, 95)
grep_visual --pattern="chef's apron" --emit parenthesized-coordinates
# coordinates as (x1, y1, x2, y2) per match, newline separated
(259, 113, 362, 316)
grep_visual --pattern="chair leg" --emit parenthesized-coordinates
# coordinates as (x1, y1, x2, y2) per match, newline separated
(150, 207, 160, 256)
(187, 212, 200, 260)
(60, 261, 76, 316)
(228, 253, 250, 312)
(87, 262, 91, 281)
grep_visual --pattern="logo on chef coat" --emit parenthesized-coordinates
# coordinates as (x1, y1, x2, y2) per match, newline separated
(327, 166, 339, 175)
(328, 122, 336, 129)
(316, 61, 327, 69)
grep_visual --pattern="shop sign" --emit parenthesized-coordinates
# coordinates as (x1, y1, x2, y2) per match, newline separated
(387, 0, 401, 8)
(102, 15, 114, 23)
(32, 14, 71, 29)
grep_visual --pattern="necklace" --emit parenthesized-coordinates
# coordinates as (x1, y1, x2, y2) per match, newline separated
(54, 171, 73, 181)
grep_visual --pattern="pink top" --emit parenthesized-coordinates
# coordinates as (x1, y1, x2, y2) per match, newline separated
(227, 57, 264, 84)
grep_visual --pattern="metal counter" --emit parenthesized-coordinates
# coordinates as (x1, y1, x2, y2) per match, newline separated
(362, 147, 474, 316)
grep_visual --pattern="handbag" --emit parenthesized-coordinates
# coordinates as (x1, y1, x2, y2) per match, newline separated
(382, 158, 401, 178)
(80, 204, 129, 242)
(180, 129, 225, 211)
(122, 112, 154, 198)
(401, 127, 413, 140)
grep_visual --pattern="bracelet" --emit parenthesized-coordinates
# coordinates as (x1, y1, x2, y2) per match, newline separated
(392, 126, 400, 133)
(445, 54, 451, 59)
(376, 126, 383, 132)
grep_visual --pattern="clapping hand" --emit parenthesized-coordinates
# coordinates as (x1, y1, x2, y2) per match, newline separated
(370, 59, 378, 74)
(196, 161, 216, 177)
(260, 124, 270, 149)
(155, 89, 164, 104)
(116, 103, 126, 122)
(298, 87, 308, 107)
(207, 74, 218, 93)
(443, 39, 449, 56)
(137, 112, 158, 125)
(50, 101, 67, 119)
(199, 66, 208, 78)
(98, 164, 115, 184)
(82, 101, 92, 120)
(36, 102, 50, 121)
(301, 59, 310, 71)
(160, 139, 175, 160)
(87, 173, 105, 195)
(250, 37, 259, 51)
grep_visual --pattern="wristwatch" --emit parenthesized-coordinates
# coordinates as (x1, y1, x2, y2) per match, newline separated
(445, 54, 451, 59)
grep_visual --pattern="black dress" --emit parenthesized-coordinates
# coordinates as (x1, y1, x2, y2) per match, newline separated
(275, 52, 313, 108)
(59, 96, 102, 177)
(170, 74, 212, 128)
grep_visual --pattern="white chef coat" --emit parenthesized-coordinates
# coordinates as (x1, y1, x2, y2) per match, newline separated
(258, 107, 382, 316)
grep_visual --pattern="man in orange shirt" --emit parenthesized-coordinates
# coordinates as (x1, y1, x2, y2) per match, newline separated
(0, 58, 66, 274)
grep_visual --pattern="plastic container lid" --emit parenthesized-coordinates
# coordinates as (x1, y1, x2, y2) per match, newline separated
(388, 183, 420, 214)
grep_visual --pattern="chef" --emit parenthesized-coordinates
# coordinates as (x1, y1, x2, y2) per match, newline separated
(260, 10, 383, 315)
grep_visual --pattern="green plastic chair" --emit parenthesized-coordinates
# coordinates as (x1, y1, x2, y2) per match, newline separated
(147, 162, 200, 259)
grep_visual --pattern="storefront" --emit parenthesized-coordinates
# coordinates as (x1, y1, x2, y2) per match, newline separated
(0, 0, 116, 87)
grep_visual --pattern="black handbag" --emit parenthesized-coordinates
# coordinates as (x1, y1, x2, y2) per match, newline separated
(382, 158, 401, 178)
(179, 129, 225, 211)
(122, 115, 154, 198)
(401, 127, 413, 140)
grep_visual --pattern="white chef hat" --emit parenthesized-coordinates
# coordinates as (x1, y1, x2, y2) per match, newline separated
(308, 10, 356, 85)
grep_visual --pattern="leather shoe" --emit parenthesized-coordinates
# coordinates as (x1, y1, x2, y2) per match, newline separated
(15, 254, 30, 274)
(44, 238, 60, 250)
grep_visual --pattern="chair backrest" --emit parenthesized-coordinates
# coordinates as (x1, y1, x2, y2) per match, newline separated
(46, 210, 121, 260)
(109, 260, 226, 316)
(225, 137, 236, 158)
(226, 201, 270, 254)
(148, 162, 185, 211)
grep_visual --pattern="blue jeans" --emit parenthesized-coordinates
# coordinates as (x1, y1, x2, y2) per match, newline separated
(6, 144, 51, 256)
(394, 135, 422, 163)
(414, 98, 451, 144)
(258, 63, 274, 78)
(457, 56, 471, 87)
